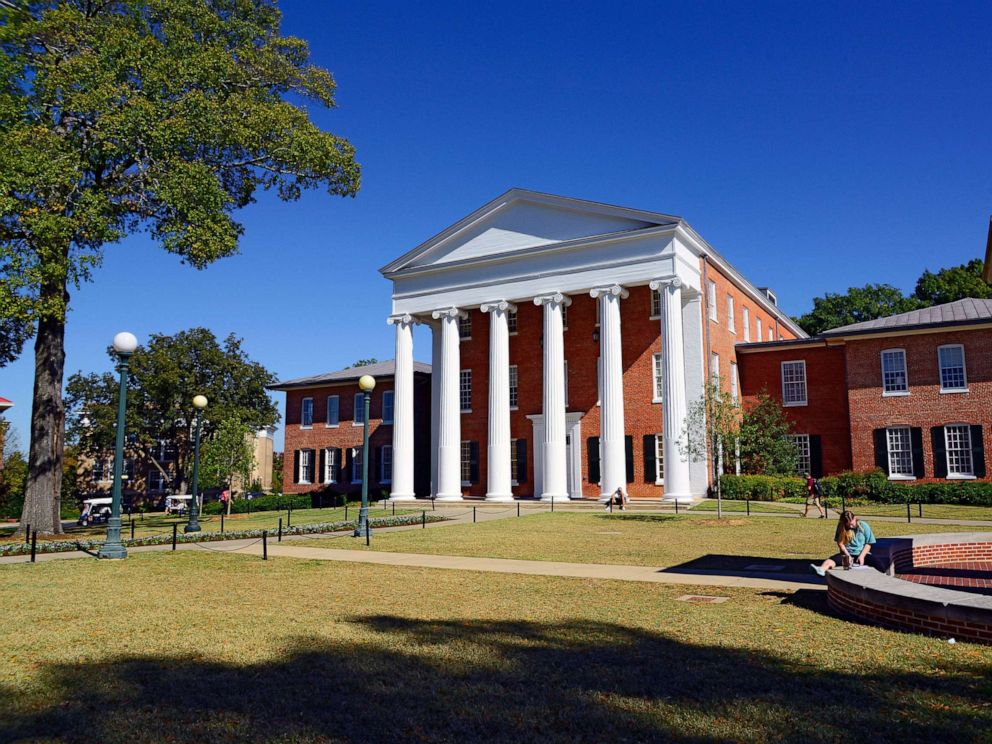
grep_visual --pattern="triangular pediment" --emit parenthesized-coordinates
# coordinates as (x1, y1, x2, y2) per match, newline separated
(382, 189, 680, 275)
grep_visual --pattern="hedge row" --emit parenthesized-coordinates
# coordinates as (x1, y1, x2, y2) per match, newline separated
(0, 513, 446, 558)
(719, 471, 992, 506)
(201, 493, 312, 515)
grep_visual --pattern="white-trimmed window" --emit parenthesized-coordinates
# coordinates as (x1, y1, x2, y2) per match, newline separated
(353, 393, 365, 426)
(324, 448, 339, 484)
(563, 361, 569, 406)
(708, 280, 717, 321)
(460, 370, 472, 412)
(301, 397, 313, 428)
(756, 317, 763, 341)
(351, 448, 363, 483)
(768, 328, 774, 342)
(654, 434, 665, 484)
(510, 438, 520, 485)
(886, 427, 914, 478)
(711, 352, 720, 387)
(742, 307, 751, 342)
(781, 360, 807, 406)
(460, 441, 472, 485)
(727, 296, 735, 333)
(509, 365, 519, 409)
(382, 390, 394, 424)
(938, 345, 967, 392)
(458, 313, 472, 339)
(730, 361, 739, 402)
(561, 301, 569, 330)
(881, 349, 908, 395)
(596, 356, 601, 406)
(326, 395, 340, 426)
(945, 425, 974, 477)
(507, 309, 518, 334)
(380, 445, 392, 483)
(650, 289, 661, 318)
(148, 468, 167, 492)
(299, 449, 313, 484)
(787, 434, 811, 475)
(652, 353, 664, 401)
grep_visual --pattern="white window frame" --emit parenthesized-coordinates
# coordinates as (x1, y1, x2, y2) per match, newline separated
(509, 365, 519, 409)
(458, 313, 472, 339)
(301, 397, 313, 429)
(787, 433, 811, 475)
(460, 441, 472, 486)
(756, 317, 763, 341)
(382, 390, 394, 424)
(781, 360, 808, 407)
(563, 360, 569, 407)
(711, 352, 720, 388)
(708, 280, 717, 321)
(768, 328, 774, 342)
(351, 447, 363, 484)
(742, 307, 750, 342)
(730, 361, 739, 403)
(510, 438, 520, 486)
(325, 395, 340, 427)
(652, 353, 664, 402)
(886, 427, 915, 480)
(507, 308, 518, 335)
(937, 344, 968, 393)
(353, 393, 365, 426)
(650, 289, 661, 319)
(460, 369, 472, 412)
(727, 295, 735, 333)
(944, 424, 975, 479)
(561, 301, 568, 330)
(654, 434, 665, 485)
(147, 467, 167, 492)
(299, 449, 313, 485)
(324, 448, 339, 484)
(380, 445, 392, 484)
(880, 349, 909, 396)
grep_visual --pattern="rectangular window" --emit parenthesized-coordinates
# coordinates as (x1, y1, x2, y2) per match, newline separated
(301, 397, 313, 428)
(509, 365, 519, 409)
(510, 438, 520, 484)
(156, 440, 177, 462)
(768, 328, 774, 342)
(326, 395, 339, 426)
(91, 460, 106, 481)
(727, 295, 735, 333)
(458, 313, 472, 339)
(650, 289, 661, 318)
(351, 448, 363, 483)
(148, 468, 167, 492)
(596, 356, 601, 406)
(655, 434, 665, 484)
(382, 390, 394, 424)
(886, 427, 914, 478)
(945, 425, 974, 477)
(380, 445, 392, 483)
(461, 441, 472, 485)
(563, 361, 569, 407)
(881, 349, 908, 394)
(711, 352, 720, 387)
(757, 317, 763, 341)
(300, 449, 313, 484)
(325, 448, 339, 484)
(742, 307, 751, 342)
(938, 345, 967, 392)
(353, 393, 365, 426)
(123, 459, 135, 480)
(652, 353, 664, 401)
(708, 280, 717, 321)
(460, 369, 472, 412)
(730, 361, 739, 402)
(788, 434, 811, 475)
(561, 301, 569, 330)
(781, 361, 807, 406)
(507, 308, 518, 334)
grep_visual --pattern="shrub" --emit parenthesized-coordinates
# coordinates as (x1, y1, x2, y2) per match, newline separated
(201, 493, 311, 515)
(719, 475, 806, 501)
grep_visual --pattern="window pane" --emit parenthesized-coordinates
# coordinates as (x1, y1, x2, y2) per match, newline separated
(302, 398, 313, 427)
(782, 361, 807, 404)
(327, 396, 339, 426)
(459, 314, 472, 339)
(939, 346, 966, 390)
(510, 438, 519, 482)
(460, 370, 472, 411)
(507, 309, 518, 334)
(354, 393, 364, 424)
(787, 434, 811, 474)
(461, 441, 472, 482)
(383, 391, 394, 423)
(509, 365, 518, 408)
(651, 289, 661, 317)
(655, 434, 664, 482)
(881, 350, 907, 393)
(352, 448, 363, 482)
(886, 427, 913, 476)
(653, 353, 663, 400)
(945, 425, 973, 476)
(381, 445, 392, 482)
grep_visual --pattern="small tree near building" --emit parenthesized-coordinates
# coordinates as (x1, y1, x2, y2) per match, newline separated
(200, 416, 254, 515)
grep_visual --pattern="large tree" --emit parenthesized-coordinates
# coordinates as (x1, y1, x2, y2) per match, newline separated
(794, 284, 920, 336)
(1, 1, 359, 533)
(914, 259, 992, 305)
(66, 328, 278, 497)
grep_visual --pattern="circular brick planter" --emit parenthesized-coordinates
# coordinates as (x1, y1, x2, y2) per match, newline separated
(826, 533, 992, 644)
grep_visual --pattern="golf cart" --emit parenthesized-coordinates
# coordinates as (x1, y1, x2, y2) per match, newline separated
(163, 494, 192, 515)
(78, 497, 113, 526)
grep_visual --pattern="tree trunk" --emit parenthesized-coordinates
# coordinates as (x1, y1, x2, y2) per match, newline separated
(20, 278, 69, 536)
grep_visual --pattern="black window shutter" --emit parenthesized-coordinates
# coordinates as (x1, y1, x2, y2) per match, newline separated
(625, 435, 634, 483)
(318, 449, 325, 484)
(345, 448, 354, 482)
(931, 427, 948, 478)
(469, 441, 480, 483)
(873, 429, 888, 474)
(643, 435, 657, 483)
(516, 439, 528, 483)
(910, 428, 925, 478)
(307, 449, 316, 483)
(971, 425, 986, 478)
(587, 437, 600, 484)
(293, 450, 300, 484)
(809, 435, 823, 478)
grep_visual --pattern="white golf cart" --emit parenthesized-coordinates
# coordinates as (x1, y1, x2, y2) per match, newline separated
(164, 494, 192, 515)
(78, 497, 113, 526)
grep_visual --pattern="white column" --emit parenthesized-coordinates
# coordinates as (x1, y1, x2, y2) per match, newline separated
(533, 293, 571, 502)
(590, 285, 628, 502)
(432, 307, 464, 501)
(386, 314, 416, 500)
(681, 289, 708, 496)
(650, 277, 692, 503)
(481, 301, 516, 502)
(429, 320, 441, 498)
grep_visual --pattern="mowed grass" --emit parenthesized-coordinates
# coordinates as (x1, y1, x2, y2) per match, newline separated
(1, 552, 990, 743)
(297, 512, 992, 567)
(0, 504, 414, 544)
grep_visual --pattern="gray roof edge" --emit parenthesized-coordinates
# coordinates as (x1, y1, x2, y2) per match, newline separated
(821, 298, 992, 336)
(268, 359, 432, 391)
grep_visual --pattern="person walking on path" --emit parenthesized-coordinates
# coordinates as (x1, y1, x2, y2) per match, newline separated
(804, 472, 826, 518)
(811, 510, 876, 576)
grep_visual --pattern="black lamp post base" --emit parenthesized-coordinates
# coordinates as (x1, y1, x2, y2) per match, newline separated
(184, 522, 201, 533)
(98, 543, 128, 559)
(353, 506, 369, 538)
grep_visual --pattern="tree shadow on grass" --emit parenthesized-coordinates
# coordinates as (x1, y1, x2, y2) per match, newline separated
(1, 616, 989, 744)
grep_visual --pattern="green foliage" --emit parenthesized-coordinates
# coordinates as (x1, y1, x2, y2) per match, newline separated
(737, 393, 799, 475)
(794, 284, 920, 336)
(719, 475, 808, 501)
(0, 449, 28, 518)
(352, 358, 379, 367)
(914, 259, 992, 306)
(199, 414, 254, 493)
(201, 492, 309, 514)
(271, 451, 283, 493)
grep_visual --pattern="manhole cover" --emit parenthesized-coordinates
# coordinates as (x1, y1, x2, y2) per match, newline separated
(676, 595, 729, 604)
(744, 564, 785, 572)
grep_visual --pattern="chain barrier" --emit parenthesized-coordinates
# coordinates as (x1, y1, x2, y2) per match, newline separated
(188, 538, 265, 553)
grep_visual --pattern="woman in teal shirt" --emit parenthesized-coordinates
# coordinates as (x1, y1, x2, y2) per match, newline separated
(811, 510, 876, 576)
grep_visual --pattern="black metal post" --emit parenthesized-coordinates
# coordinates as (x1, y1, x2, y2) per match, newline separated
(99, 349, 132, 559)
(345, 504, 349, 521)
(551, 497, 554, 513)
(24, 524, 29, 543)
(30, 530, 37, 562)
(262, 530, 268, 560)
(392, 502, 395, 516)
(841, 495, 846, 514)
(221, 513, 225, 533)
(609, 498, 613, 513)
(130, 519, 135, 540)
(746, 499, 750, 516)
(278, 518, 282, 542)
(287, 506, 292, 528)
(907, 500, 912, 524)
(172, 523, 177, 550)
(366, 521, 370, 546)
(675, 499, 679, 515)
(432, 497, 435, 511)
(422, 510, 426, 528)
(473, 506, 476, 523)
(517, 503, 520, 517)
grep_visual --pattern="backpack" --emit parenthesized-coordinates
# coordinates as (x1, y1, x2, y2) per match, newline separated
(812, 480, 823, 497)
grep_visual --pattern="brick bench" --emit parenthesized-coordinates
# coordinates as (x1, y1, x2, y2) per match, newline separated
(827, 533, 992, 644)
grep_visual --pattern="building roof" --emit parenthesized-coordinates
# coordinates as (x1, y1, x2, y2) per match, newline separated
(268, 360, 431, 391)
(0, 396, 12, 411)
(821, 298, 992, 336)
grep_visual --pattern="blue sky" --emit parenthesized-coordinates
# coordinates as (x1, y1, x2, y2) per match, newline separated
(3, 0, 991, 452)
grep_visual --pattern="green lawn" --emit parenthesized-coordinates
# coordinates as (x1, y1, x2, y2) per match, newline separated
(298, 512, 992, 567)
(1, 552, 989, 743)
(691, 498, 798, 514)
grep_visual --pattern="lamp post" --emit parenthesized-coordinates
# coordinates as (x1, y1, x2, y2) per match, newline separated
(98, 331, 138, 559)
(185, 394, 208, 533)
(354, 374, 375, 538)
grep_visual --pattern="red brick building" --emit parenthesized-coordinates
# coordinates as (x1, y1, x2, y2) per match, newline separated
(737, 298, 991, 482)
(270, 361, 432, 498)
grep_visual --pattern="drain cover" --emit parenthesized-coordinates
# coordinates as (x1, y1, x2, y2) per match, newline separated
(676, 595, 729, 604)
